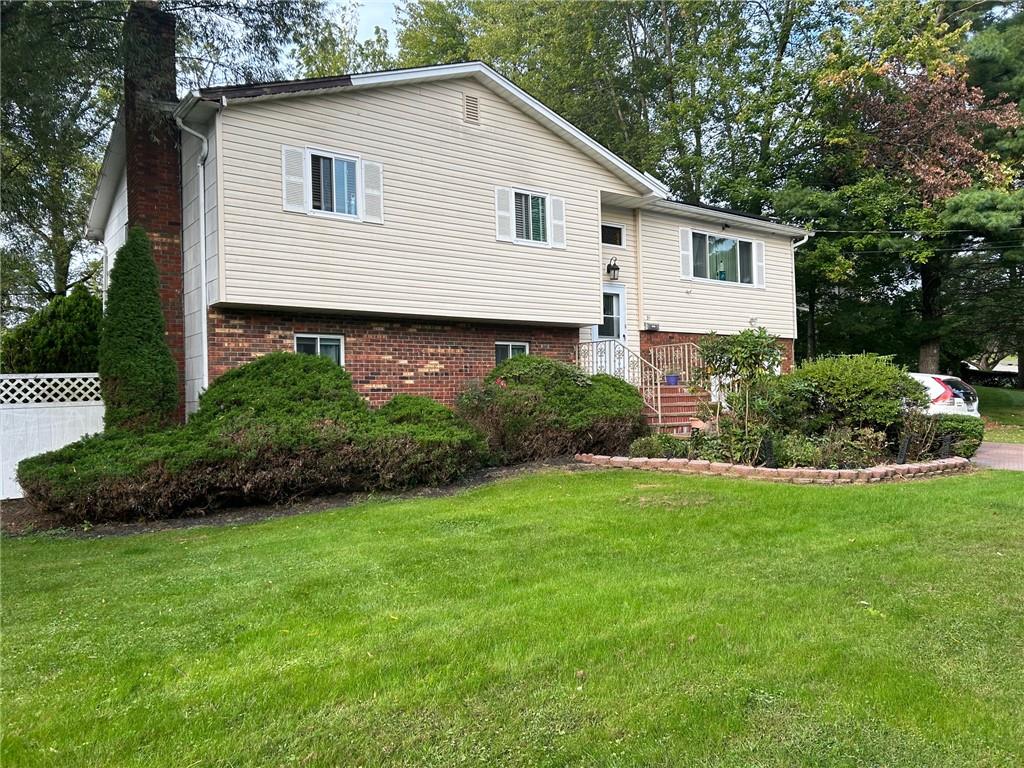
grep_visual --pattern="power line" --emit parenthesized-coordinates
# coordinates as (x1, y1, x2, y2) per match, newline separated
(812, 226, 1024, 235)
(840, 241, 1024, 255)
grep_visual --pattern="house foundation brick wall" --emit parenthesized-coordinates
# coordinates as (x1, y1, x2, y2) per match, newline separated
(640, 330, 795, 371)
(207, 308, 580, 405)
(123, 3, 186, 420)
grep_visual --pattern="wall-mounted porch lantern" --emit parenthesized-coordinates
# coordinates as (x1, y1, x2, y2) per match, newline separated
(605, 256, 620, 281)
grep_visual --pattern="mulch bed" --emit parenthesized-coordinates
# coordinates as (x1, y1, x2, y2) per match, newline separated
(0, 458, 594, 539)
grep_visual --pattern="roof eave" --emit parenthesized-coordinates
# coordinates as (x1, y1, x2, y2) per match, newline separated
(647, 199, 812, 238)
(203, 61, 667, 199)
(85, 112, 126, 241)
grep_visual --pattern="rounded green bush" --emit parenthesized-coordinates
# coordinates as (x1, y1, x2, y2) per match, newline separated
(783, 354, 928, 433)
(191, 351, 367, 428)
(931, 414, 985, 458)
(0, 286, 101, 373)
(458, 356, 647, 463)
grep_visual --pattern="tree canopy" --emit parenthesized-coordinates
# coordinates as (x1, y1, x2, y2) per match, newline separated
(3, 0, 1022, 384)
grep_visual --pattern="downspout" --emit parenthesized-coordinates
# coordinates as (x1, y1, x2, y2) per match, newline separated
(174, 116, 210, 390)
(790, 233, 813, 365)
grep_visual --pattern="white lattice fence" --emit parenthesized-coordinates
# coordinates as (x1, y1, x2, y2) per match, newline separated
(1, 373, 105, 499)
(0, 373, 102, 405)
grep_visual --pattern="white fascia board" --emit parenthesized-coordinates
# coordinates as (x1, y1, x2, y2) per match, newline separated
(85, 113, 126, 240)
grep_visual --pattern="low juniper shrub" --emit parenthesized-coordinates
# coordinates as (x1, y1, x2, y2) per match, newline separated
(457, 356, 647, 463)
(18, 353, 489, 523)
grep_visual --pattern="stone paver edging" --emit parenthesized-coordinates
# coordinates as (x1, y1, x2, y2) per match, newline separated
(574, 453, 972, 484)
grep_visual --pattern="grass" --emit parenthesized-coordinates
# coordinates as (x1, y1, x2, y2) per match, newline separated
(977, 385, 1024, 443)
(3, 469, 1023, 767)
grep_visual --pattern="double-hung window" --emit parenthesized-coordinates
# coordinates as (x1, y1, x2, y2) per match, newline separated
(281, 144, 384, 224)
(495, 187, 565, 248)
(495, 341, 529, 365)
(514, 192, 547, 244)
(310, 152, 359, 217)
(684, 229, 764, 287)
(295, 334, 344, 365)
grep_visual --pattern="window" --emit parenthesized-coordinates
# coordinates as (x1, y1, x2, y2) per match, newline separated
(597, 292, 621, 338)
(691, 232, 755, 285)
(495, 341, 529, 365)
(514, 192, 547, 243)
(310, 153, 358, 217)
(601, 224, 623, 246)
(295, 334, 344, 365)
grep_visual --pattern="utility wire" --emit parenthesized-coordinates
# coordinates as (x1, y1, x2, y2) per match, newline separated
(840, 242, 1024, 255)
(811, 226, 1024, 235)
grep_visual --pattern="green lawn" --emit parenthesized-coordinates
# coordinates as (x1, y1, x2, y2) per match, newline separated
(977, 385, 1024, 443)
(4, 470, 1023, 767)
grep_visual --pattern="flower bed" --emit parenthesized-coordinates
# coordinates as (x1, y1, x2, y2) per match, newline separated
(575, 453, 972, 484)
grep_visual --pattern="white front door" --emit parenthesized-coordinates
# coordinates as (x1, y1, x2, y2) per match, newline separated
(591, 284, 628, 376)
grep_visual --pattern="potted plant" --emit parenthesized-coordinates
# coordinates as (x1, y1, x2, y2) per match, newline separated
(664, 368, 681, 386)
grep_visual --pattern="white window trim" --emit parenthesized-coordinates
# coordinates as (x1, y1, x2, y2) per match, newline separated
(511, 188, 551, 248)
(294, 333, 346, 365)
(601, 223, 625, 248)
(305, 146, 363, 222)
(685, 227, 763, 290)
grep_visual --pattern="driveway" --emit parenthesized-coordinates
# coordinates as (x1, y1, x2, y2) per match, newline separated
(973, 442, 1024, 471)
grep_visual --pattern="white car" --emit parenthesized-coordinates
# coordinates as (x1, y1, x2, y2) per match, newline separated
(908, 373, 981, 417)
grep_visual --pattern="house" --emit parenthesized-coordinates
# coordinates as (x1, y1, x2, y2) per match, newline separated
(87, 5, 811, 428)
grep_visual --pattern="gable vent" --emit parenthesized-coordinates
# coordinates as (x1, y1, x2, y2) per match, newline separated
(463, 93, 480, 124)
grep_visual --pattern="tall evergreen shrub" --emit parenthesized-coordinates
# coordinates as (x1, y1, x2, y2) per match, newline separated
(98, 226, 178, 430)
(0, 286, 101, 372)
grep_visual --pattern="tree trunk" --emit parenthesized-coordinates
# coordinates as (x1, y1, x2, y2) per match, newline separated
(918, 258, 944, 373)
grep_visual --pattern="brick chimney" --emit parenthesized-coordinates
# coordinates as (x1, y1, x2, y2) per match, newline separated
(123, 1, 185, 420)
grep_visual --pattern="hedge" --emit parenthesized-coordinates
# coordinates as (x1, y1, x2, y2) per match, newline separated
(0, 286, 101, 373)
(930, 414, 985, 459)
(456, 355, 647, 463)
(18, 353, 488, 523)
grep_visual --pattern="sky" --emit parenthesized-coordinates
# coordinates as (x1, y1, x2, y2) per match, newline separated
(355, 1, 402, 50)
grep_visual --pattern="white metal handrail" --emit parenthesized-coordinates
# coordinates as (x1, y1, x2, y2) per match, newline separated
(575, 340, 662, 421)
(646, 343, 702, 386)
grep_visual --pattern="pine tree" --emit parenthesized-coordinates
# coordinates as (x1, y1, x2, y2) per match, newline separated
(98, 226, 178, 430)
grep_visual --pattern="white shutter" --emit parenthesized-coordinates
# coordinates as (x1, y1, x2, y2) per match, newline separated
(495, 187, 514, 241)
(754, 240, 766, 288)
(679, 228, 693, 278)
(281, 145, 306, 212)
(550, 197, 566, 248)
(362, 160, 384, 224)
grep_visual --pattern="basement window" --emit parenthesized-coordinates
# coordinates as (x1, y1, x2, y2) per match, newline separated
(295, 334, 345, 365)
(495, 341, 529, 365)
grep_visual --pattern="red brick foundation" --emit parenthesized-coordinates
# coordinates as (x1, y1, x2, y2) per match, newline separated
(207, 308, 580, 405)
(640, 330, 795, 372)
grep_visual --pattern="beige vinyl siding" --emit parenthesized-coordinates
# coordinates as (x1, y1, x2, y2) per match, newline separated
(579, 207, 641, 352)
(217, 79, 636, 325)
(639, 210, 797, 338)
(101, 169, 128, 299)
(181, 120, 220, 413)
